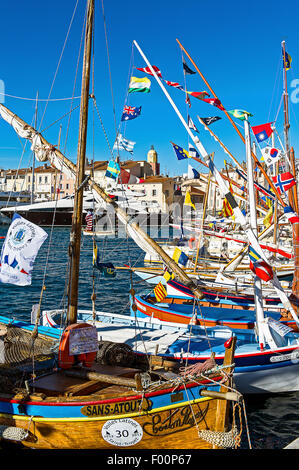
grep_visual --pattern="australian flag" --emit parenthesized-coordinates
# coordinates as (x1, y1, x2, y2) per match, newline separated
(121, 105, 142, 121)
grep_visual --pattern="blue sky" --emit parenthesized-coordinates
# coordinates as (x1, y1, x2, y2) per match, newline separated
(0, 0, 298, 177)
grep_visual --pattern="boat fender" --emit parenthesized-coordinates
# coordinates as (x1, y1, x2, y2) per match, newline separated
(58, 323, 97, 369)
(188, 237, 196, 249)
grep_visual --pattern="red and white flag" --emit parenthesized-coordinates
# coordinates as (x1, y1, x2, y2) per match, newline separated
(272, 172, 296, 195)
(136, 65, 162, 77)
(85, 211, 93, 231)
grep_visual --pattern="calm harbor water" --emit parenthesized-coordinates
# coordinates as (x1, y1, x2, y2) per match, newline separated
(0, 225, 298, 450)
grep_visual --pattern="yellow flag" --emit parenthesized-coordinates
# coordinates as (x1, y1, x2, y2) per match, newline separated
(163, 270, 175, 282)
(263, 205, 273, 228)
(184, 190, 195, 210)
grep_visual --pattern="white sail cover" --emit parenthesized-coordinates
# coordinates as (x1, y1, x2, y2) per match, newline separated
(0, 214, 48, 286)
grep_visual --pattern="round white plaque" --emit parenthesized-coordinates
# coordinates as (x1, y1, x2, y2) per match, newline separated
(102, 418, 143, 447)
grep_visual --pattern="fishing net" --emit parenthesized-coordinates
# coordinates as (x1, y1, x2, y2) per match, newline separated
(0, 323, 57, 393)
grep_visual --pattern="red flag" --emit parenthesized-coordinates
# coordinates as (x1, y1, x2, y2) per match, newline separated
(251, 122, 273, 143)
(202, 98, 225, 110)
(272, 172, 296, 195)
(164, 80, 183, 89)
(187, 91, 210, 100)
(136, 65, 162, 77)
(249, 260, 274, 282)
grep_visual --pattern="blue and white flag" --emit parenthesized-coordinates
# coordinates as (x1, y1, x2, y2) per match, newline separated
(113, 134, 136, 154)
(0, 214, 48, 286)
(188, 143, 200, 159)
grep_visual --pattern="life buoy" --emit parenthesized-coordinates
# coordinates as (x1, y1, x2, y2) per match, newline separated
(58, 323, 97, 369)
(188, 237, 196, 249)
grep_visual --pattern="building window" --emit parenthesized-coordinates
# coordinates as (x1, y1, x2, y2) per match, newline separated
(152, 189, 157, 196)
(66, 183, 69, 190)
(45, 176, 48, 184)
(39, 176, 42, 183)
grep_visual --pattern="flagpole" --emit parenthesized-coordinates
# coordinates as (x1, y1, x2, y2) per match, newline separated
(175, 38, 286, 208)
(281, 41, 299, 316)
(193, 153, 214, 272)
(244, 115, 265, 349)
(282, 40, 290, 167)
(133, 39, 299, 326)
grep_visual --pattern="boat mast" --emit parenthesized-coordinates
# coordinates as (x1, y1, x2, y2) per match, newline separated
(31, 91, 38, 204)
(132, 40, 299, 326)
(67, 0, 94, 325)
(282, 40, 299, 311)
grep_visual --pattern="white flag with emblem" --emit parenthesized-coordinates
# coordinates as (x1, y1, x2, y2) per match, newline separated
(0, 213, 48, 286)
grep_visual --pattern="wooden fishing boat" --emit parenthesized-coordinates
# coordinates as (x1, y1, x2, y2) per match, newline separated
(0, 316, 240, 449)
(41, 308, 299, 395)
(132, 292, 298, 331)
(0, 0, 243, 450)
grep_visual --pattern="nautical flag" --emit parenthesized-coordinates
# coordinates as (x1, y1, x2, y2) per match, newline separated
(184, 190, 196, 210)
(228, 109, 253, 120)
(220, 197, 234, 219)
(263, 204, 273, 228)
(188, 165, 200, 179)
(282, 50, 292, 70)
(199, 116, 221, 126)
(202, 98, 225, 110)
(95, 262, 116, 278)
(121, 105, 142, 121)
(261, 146, 282, 167)
(272, 172, 296, 195)
(154, 281, 167, 302)
(128, 76, 151, 93)
(85, 211, 93, 231)
(105, 160, 121, 180)
(248, 246, 273, 282)
(120, 168, 144, 184)
(0, 213, 48, 286)
(188, 115, 199, 133)
(220, 184, 235, 220)
(284, 205, 299, 224)
(172, 247, 189, 267)
(113, 134, 136, 154)
(136, 65, 162, 77)
(236, 168, 276, 202)
(188, 143, 199, 159)
(164, 80, 184, 90)
(185, 94, 191, 108)
(251, 122, 273, 143)
(186, 91, 209, 100)
(93, 240, 98, 267)
(182, 58, 196, 75)
(171, 142, 189, 160)
(163, 270, 175, 283)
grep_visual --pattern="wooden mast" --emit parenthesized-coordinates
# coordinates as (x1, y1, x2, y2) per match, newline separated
(67, 0, 94, 325)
